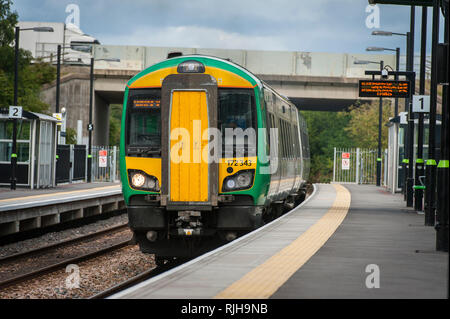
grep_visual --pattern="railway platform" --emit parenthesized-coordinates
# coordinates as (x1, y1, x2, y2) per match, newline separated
(112, 183, 448, 299)
(0, 182, 123, 237)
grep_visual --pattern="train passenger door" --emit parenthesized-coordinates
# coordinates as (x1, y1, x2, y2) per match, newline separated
(161, 74, 218, 210)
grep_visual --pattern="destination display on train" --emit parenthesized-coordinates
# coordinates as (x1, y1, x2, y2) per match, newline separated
(358, 80, 410, 98)
(132, 98, 161, 108)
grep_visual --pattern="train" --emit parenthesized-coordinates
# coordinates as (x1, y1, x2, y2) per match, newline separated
(120, 54, 310, 263)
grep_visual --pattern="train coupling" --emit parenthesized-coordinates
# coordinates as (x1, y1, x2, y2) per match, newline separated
(175, 211, 203, 236)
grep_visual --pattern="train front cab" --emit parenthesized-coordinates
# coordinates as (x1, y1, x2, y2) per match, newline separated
(121, 58, 271, 257)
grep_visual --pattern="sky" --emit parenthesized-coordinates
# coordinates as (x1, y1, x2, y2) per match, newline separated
(12, 0, 446, 55)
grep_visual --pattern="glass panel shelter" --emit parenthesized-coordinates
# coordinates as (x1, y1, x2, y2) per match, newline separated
(0, 108, 58, 189)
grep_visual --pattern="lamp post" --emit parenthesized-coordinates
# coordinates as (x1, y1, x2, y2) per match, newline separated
(372, 29, 415, 207)
(354, 59, 385, 186)
(11, 26, 54, 190)
(55, 44, 80, 143)
(424, 0, 441, 226)
(66, 40, 119, 182)
(436, 0, 449, 252)
(366, 46, 401, 117)
(86, 57, 120, 183)
(87, 57, 94, 183)
(414, 6, 428, 213)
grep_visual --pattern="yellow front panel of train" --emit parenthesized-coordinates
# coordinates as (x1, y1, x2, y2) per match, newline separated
(170, 91, 209, 202)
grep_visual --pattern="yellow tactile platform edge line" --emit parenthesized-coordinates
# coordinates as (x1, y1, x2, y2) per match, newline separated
(0, 185, 119, 203)
(214, 184, 351, 299)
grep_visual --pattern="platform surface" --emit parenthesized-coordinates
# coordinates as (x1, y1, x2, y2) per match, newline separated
(0, 182, 121, 212)
(112, 183, 448, 299)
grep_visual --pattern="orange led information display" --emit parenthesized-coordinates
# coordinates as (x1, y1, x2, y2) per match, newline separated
(132, 99, 161, 108)
(358, 80, 410, 98)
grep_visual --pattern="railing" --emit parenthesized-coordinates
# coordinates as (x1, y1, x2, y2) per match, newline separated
(55, 144, 119, 184)
(91, 145, 119, 182)
(333, 147, 388, 185)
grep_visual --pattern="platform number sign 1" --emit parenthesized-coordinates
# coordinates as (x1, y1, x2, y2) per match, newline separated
(342, 152, 350, 170)
(9, 106, 22, 119)
(412, 95, 430, 113)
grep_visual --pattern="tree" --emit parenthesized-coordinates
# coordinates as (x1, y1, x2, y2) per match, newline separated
(65, 127, 77, 145)
(0, 0, 55, 113)
(109, 104, 122, 146)
(0, 0, 17, 47)
(345, 100, 393, 150)
(301, 110, 354, 183)
(300, 100, 393, 183)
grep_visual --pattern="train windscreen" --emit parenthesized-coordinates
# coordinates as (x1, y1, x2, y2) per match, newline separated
(218, 88, 257, 158)
(126, 89, 161, 156)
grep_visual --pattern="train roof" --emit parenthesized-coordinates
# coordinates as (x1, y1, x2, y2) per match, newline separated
(127, 54, 262, 89)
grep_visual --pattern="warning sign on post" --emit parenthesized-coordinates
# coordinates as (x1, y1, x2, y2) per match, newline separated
(342, 159, 350, 170)
(342, 152, 350, 170)
(99, 149, 107, 167)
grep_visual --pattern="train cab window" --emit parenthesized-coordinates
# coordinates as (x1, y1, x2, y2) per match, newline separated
(126, 89, 161, 157)
(218, 89, 257, 157)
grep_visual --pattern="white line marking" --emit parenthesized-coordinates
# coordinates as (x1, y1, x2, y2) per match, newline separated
(0, 190, 122, 211)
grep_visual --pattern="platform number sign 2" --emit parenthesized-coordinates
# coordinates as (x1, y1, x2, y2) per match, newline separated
(9, 106, 22, 119)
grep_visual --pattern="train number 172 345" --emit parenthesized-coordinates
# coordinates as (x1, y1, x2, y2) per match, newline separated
(226, 159, 253, 167)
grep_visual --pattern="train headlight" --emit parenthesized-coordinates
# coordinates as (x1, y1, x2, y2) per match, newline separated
(131, 173, 146, 188)
(177, 60, 205, 73)
(226, 179, 236, 189)
(128, 170, 159, 192)
(236, 171, 252, 188)
(222, 169, 255, 192)
(147, 178, 156, 190)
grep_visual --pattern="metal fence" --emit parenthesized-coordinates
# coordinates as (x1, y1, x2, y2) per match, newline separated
(54, 144, 119, 184)
(56, 144, 70, 183)
(333, 147, 388, 185)
(91, 145, 119, 182)
(73, 145, 86, 181)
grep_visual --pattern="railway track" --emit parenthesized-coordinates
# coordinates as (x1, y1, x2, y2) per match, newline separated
(90, 257, 190, 299)
(90, 193, 315, 299)
(0, 224, 131, 290)
(0, 223, 129, 264)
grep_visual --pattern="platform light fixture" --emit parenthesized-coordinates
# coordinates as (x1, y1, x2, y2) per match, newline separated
(86, 55, 120, 182)
(354, 59, 385, 187)
(366, 46, 401, 116)
(10, 25, 54, 190)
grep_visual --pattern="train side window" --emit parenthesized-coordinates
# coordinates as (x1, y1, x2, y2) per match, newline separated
(282, 120, 287, 159)
(270, 113, 277, 157)
(288, 123, 294, 158)
(278, 118, 284, 159)
(283, 121, 289, 159)
(286, 122, 291, 159)
(289, 124, 294, 159)
(292, 125, 297, 158)
(284, 121, 290, 159)
(293, 125, 299, 158)
(266, 111, 272, 156)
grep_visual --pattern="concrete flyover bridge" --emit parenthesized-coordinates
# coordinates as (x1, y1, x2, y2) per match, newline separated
(40, 45, 395, 146)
